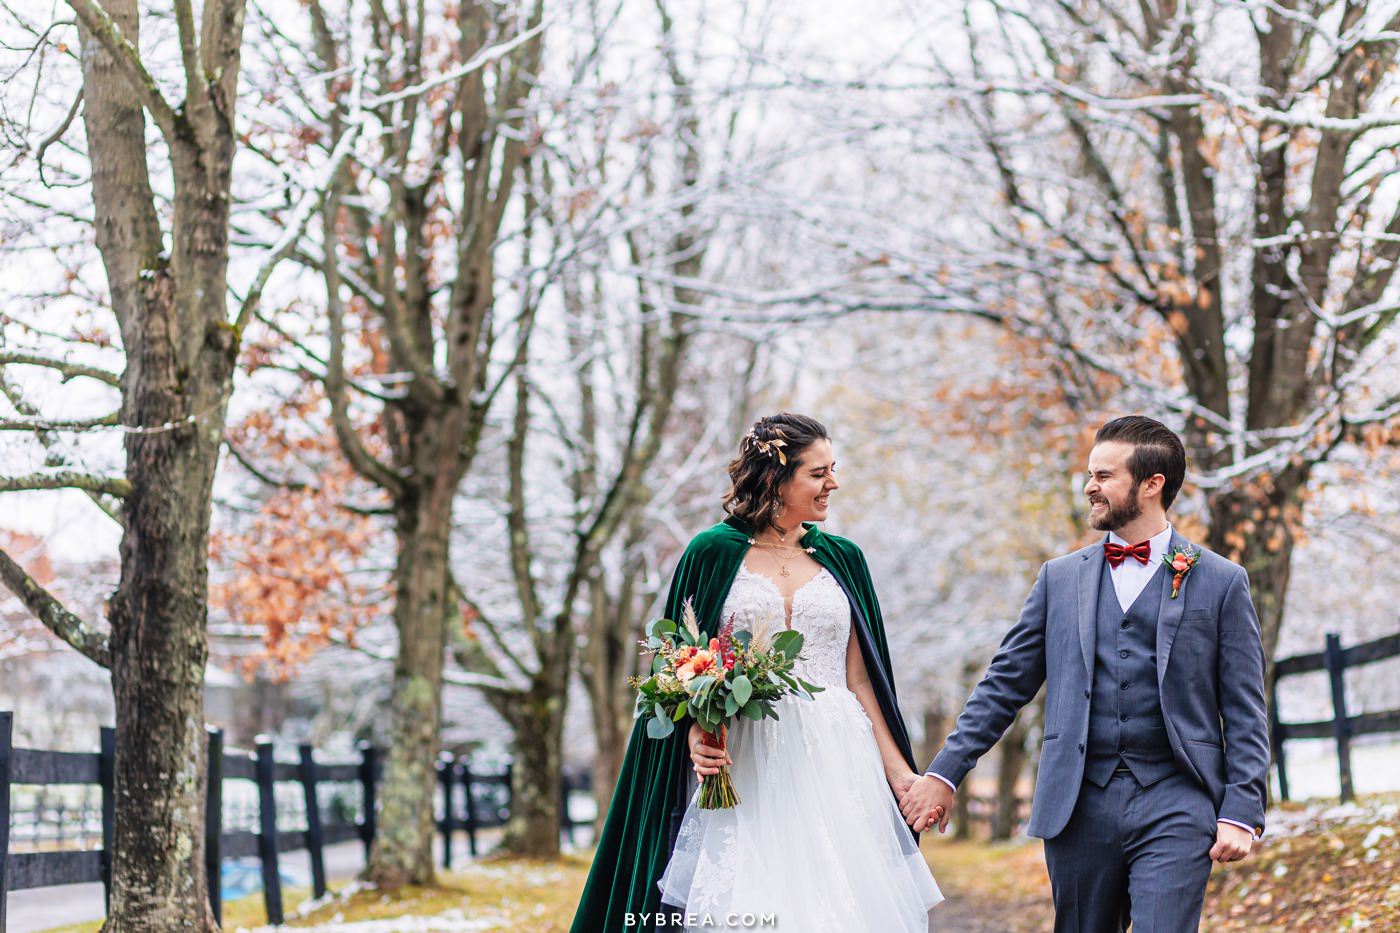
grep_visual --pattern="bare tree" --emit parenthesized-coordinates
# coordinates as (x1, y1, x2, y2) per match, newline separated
(715, 1, 1400, 672)
(922, 0, 1400, 671)
(238, 0, 549, 885)
(438, 0, 786, 854)
(0, 0, 253, 926)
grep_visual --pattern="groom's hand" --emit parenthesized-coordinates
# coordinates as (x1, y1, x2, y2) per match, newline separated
(1209, 822, 1254, 863)
(899, 775, 953, 833)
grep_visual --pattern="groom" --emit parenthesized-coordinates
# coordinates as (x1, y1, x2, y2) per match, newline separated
(901, 416, 1270, 931)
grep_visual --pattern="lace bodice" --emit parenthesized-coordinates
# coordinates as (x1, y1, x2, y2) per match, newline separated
(720, 564, 852, 689)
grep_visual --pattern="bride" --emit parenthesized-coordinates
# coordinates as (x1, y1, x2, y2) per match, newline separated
(572, 413, 942, 932)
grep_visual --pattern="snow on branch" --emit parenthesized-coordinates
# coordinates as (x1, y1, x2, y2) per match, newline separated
(1201, 79, 1400, 131)
(0, 470, 131, 497)
(0, 351, 121, 387)
(362, 18, 549, 109)
(0, 547, 111, 667)
(0, 412, 120, 431)
(234, 63, 369, 331)
(63, 0, 179, 142)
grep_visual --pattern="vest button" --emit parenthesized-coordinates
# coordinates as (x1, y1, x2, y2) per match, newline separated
(1121, 681, 1130, 690)
(1078, 743, 1085, 753)
(1120, 713, 1129, 721)
(1119, 650, 1130, 659)
(1083, 690, 1091, 699)
(1121, 619, 1130, 628)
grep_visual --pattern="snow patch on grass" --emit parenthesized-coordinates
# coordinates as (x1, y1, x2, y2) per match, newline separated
(236, 907, 506, 933)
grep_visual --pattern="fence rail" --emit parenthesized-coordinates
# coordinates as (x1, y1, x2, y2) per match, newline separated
(0, 712, 589, 929)
(1271, 630, 1400, 803)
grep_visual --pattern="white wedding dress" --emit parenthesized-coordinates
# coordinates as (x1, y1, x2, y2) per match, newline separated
(657, 564, 943, 931)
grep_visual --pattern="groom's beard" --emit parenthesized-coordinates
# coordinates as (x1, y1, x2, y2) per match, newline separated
(1089, 487, 1143, 532)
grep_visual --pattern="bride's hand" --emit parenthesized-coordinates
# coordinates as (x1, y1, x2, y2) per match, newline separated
(887, 769, 919, 798)
(688, 722, 732, 776)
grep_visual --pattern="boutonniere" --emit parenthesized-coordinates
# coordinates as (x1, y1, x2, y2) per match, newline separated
(1163, 546, 1199, 599)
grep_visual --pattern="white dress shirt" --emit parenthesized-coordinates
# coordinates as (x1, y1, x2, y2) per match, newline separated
(1105, 523, 1173, 611)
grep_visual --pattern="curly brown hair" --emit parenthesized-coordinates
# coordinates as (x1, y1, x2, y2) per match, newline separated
(722, 413, 830, 535)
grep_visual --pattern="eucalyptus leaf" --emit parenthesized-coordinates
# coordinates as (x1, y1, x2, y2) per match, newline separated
(647, 715, 674, 739)
(731, 674, 753, 706)
(771, 629, 804, 659)
(671, 702, 689, 721)
(741, 702, 764, 721)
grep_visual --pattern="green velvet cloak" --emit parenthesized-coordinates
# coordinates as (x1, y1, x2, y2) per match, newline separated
(570, 516, 917, 932)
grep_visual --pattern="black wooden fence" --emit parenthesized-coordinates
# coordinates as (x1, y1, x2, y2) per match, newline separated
(0, 712, 589, 929)
(1271, 630, 1400, 803)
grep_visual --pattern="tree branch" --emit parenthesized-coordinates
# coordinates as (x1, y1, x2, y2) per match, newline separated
(0, 547, 111, 667)
(0, 412, 120, 431)
(0, 350, 121, 386)
(0, 470, 132, 497)
(65, 0, 180, 142)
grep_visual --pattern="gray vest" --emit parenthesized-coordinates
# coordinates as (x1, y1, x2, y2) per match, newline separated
(1084, 561, 1178, 787)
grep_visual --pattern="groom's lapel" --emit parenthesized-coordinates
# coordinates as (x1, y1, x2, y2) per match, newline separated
(1155, 528, 1191, 687)
(1076, 540, 1105, 679)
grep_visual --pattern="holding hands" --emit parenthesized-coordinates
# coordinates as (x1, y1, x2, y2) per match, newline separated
(898, 774, 954, 834)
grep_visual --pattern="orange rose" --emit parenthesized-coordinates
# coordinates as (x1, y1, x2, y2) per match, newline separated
(1172, 556, 1191, 572)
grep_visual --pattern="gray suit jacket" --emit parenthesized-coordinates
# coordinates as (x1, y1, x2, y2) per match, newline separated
(929, 529, 1270, 839)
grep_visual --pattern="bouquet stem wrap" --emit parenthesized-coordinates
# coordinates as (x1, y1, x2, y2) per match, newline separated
(697, 724, 738, 809)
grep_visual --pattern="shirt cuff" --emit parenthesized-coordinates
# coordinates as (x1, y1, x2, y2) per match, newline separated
(1218, 818, 1261, 839)
(925, 772, 957, 792)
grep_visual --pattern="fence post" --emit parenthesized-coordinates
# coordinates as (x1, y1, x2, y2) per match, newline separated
(437, 753, 455, 870)
(358, 741, 378, 860)
(1, 711, 13, 933)
(299, 744, 328, 898)
(99, 726, 116, 912)
(460, 761, 479, 858)
(255, 737, 284, 925)
(1323, 633, 1355, 803)
(1268, 681, 1290, 803)
(206, 728, 224, 926)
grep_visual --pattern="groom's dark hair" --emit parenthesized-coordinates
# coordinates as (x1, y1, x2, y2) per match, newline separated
(1095, 416, 1187, 510)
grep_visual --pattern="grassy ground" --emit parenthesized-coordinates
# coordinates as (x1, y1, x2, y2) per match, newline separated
(1200, 796, 1400, 931)
(36, 796, 1398, 931)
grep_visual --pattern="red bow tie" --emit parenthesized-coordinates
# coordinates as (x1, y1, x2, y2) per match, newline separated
(1104, 540, 1152, 568)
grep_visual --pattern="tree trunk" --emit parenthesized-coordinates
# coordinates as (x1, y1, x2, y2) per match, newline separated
(952, 659, 979, 841)
(1206, 468, 1309, 682)
(74, 0, 243, 924)
(501, 683, 566, 856)
(920, 698, 949, 772)
(991, 707, 1031, 841)
(367, 488, 455, 886)
(584, 584, 638, 837)
(104, 280, 231, 930)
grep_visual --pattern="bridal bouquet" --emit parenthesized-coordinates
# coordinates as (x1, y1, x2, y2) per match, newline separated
(630, 600, 823, 808)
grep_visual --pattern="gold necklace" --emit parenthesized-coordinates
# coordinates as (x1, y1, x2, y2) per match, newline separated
(748, 538, 812, 577)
